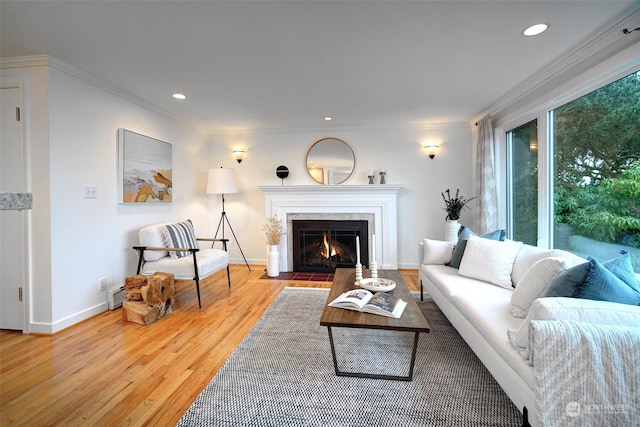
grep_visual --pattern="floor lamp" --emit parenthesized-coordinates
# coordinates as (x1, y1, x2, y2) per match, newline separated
(207, 168, 251, 271)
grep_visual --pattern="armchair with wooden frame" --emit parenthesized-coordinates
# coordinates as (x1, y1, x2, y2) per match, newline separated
(132, 220, 230, 309)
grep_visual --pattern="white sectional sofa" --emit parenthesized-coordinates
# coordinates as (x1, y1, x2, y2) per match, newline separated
(418, 234, 640, 427)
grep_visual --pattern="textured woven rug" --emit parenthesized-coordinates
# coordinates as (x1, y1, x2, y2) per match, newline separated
(177, 288, 521, 426)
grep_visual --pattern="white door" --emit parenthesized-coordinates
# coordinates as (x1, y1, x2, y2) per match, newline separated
(1, 83, 27, 331)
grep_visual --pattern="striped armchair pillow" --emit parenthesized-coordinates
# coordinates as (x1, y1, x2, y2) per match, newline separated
(163, 219, 198, 259)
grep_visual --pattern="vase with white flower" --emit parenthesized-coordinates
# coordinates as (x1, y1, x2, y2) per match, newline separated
(263, 215, 286, 277)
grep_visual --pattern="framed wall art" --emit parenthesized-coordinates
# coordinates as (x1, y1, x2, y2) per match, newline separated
(117, 128, 172, 204)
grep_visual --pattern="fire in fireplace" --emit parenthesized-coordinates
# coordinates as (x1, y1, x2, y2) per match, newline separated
(292, 220, 369, 272)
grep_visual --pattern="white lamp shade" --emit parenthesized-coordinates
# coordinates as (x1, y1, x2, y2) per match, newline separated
(207, 168, 239, 194)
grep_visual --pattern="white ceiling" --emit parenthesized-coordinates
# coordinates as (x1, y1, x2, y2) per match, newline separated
(2, 1, 639, 134)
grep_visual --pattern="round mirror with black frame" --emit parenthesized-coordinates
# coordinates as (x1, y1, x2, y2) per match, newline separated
(305, 137, 355, 185)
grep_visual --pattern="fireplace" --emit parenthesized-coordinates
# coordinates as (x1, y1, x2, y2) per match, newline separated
(293, 220, 369, 272)
(259, 184, 401, 272)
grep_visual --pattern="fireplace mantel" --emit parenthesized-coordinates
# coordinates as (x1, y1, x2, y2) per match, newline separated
(258, 185, 403, 194)
(259, 185, 402, 271)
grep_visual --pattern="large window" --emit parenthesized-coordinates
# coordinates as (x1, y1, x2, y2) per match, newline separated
(507, 70, 640, 272)
(507, 120, 538, 246)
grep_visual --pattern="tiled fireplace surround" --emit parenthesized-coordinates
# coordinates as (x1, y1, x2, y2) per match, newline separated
(259, 185, 402, 272)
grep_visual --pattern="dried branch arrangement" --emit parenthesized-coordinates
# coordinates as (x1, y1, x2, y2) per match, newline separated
(263, 215, 286, 245)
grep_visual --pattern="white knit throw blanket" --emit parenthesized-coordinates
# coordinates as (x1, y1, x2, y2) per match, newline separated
(531, 319, 640, 427)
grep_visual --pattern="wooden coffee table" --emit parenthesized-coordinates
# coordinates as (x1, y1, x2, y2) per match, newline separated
(320, 268, 430, 381)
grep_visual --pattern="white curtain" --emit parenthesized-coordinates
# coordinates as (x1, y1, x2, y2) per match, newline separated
(475, 116, 498, 234)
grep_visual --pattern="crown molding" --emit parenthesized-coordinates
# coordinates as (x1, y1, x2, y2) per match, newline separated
(488, 7, 640, 119)
(0, 54, 50, 69)
(46, 56, 200, 130)
(2, 54, 471, 137)
(208, 121, 471, 137)
(1, 54, 204, 133)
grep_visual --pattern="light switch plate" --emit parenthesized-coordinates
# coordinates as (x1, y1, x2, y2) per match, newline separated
(83, 185, 97, 198)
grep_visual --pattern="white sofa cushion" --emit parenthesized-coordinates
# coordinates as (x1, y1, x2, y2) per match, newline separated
(458, 235, 523, 288)
(508, 297, 640, 364)
(139, 223, 169, 261)
(421, 264, 489, 299)
(451, 292, 535, 389)
(141, 248, 230, 279)
(421, 263, 536, 420)
(422, 239, 454, 265)
(510, 257, 567, 318)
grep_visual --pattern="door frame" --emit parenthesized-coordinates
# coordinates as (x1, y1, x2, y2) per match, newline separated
(1, 75, 32, 334)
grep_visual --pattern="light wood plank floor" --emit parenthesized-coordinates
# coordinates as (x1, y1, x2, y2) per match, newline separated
(1, 266, 419, 426)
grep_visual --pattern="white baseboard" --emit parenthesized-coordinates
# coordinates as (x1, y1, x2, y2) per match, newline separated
(397, 262, 419, 270)
(30, 302, 109, 335)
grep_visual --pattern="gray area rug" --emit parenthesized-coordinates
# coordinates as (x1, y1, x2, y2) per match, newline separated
(177, 288, 521, 426)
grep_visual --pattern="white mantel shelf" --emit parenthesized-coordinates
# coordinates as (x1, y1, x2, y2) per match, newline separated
(258, 184, 403, 194)
(259, 185, 402, 271)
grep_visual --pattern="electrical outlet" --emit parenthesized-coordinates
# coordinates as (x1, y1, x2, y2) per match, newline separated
(99, 277, 107, 291)
(83, 185, 97, 198)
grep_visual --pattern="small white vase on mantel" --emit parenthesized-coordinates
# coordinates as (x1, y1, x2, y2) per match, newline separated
(444, 220, 460, 243)
(267, 244, 280, 277)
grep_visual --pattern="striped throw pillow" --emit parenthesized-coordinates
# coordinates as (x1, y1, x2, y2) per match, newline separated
(163, 220, 198, 259)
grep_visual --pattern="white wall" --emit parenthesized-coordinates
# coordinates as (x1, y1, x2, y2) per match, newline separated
(46, 65, 213, 332)
(2, 56, 476, 333)
(208, 125, 475, 270)
(2, 57, 213, 333)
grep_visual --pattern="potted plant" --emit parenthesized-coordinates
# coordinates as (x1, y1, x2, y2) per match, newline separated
(263, 215, 286, 277)
(441, 189, 476, 242)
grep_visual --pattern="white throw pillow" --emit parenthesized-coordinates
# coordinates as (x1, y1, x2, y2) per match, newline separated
(458, 235, 523, 288)
(139, 224, 169, 262)
(550, 248, 589, 268)
(422, 239, 454, 265)
(510, 257, 567, 318)
(507, 297, 640, 363)
(511, 245, 556, 286)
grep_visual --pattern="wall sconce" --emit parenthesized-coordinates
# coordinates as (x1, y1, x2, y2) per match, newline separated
(232, 148, 247, 163)
(423, 144, 439, 159)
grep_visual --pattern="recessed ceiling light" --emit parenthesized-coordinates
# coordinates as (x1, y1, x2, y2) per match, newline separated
(523, 23, 549, 37)
(172, 93, 186, 100)
(324, 116, 333, 121)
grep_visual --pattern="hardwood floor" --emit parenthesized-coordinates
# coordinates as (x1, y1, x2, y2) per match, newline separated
(1, 266, 419, 426)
